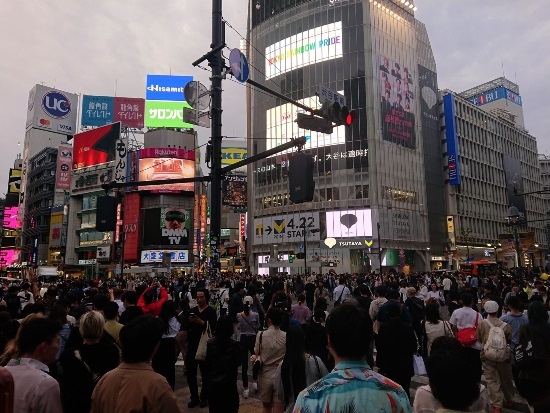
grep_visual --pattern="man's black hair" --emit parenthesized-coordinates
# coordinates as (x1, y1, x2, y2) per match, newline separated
(104, 301, 119, 320)
(326, 303, 370, 359)
(18, 317, 60, 355)
(92, 293, 110, 311)
(121, 290, 138, 305)
(119, 315, 164, 363)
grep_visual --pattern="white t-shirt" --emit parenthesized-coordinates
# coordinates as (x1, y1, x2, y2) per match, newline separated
(333, 285, 351, 302)
(427, 290, 443, 302)
(449, 306, 482, 349)
(442, 278, 452, 291)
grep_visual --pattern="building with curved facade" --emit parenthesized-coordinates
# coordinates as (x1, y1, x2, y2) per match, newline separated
(247, 0, 446, 274)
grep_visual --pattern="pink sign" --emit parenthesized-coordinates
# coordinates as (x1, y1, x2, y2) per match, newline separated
(139, 148, 195, 160)
(56, 145, 72, 190)
(2, 206, 18, 230)
(0, 249, 19, 266)
(113, 97, 145, 129)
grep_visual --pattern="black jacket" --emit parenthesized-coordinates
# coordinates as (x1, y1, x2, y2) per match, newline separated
(206, 337, 241, 387)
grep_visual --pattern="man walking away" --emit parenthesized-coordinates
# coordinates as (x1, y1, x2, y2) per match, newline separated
(292, 303, 411, 413)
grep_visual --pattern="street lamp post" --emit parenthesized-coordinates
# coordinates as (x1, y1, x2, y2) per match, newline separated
(303, 228, 320, 277)
(506, 205, 522, 270)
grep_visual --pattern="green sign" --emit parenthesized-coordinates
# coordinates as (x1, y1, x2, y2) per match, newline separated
(145, 100, 194, 129)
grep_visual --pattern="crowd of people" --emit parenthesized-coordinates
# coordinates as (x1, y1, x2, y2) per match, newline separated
(0, 269, 548, 413)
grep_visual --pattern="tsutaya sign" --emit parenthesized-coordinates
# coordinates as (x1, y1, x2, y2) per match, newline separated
(265, 22, 343, 79)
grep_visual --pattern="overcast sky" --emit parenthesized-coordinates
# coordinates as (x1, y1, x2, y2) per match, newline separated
(0, 0, 548, 194)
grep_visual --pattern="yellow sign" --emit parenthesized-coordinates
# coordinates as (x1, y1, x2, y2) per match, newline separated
(221, 148, 247, 165)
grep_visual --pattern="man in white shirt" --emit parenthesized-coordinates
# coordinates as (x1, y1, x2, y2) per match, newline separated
(442, 275, 452, 306)
(449, 293, 483, 383)
(5, 317, 63, 413)
(333, 278, 351, 304)
(17, 282, 35, 312)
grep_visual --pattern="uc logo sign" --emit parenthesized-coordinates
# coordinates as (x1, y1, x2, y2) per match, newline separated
(42, 91, 71, 119)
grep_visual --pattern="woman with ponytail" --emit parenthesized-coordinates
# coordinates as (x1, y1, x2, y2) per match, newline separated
(237, 295, 260, 398)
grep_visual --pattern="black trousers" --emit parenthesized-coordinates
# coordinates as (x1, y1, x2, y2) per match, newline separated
(208, 385, 239, 413)
(463, 346, 482, 383)
(186, 349, 210, 402)
(152, 337, 177, 390)
(240, 334, 257, 388)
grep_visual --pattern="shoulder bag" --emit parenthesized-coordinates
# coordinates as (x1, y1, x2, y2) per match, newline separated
(195, 321, 212, 361)
(334, 287, 346, 307)
(253, 331, 264, 376)
(240, 312, 258, 333)
(457, 312, 479, 346)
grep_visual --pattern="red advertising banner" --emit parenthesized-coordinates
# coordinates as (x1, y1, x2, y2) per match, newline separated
(139, 148, 195, 160)
(113, 97, 145, 129)
(55, 145, 72, 190)
(240, 214, 246, 240)
(73, 122, 121, 169)
(200, 194, 207, 237)
(123, 192, 141, 262)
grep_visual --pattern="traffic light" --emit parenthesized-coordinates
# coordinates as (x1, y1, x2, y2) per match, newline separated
(296, 113, 333, 134)
(322, 101, 355, 126)
(289, 152, 314, 204)
(289, 254, 294, 263)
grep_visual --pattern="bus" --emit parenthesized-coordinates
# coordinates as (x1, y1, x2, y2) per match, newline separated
(459, 260, 498, 276)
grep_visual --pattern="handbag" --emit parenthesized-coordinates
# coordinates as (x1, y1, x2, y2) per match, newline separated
(413, 353, 427, 375)
(252, 331, 263, 376)
(195, 321, 212, 361)
(457, 312, 479, 346)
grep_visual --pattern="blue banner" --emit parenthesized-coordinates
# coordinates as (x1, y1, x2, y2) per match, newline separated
(468, 87, 522, 107)
(443, 94, 461, 186)
(145, 74, 193, 102)
(81, 95, 114, 127)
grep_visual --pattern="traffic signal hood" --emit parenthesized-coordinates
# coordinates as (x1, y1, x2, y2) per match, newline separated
(295, 113, 333, 134)
(321, 101, 355, 126)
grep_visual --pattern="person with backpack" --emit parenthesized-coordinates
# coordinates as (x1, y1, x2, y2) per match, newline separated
(404, 287, 425, 351)
(476, 300, 514, 413)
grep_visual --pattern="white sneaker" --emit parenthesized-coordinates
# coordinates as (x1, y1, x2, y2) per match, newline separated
(243, 389, 249, 398)
(252, 382, 258, 391)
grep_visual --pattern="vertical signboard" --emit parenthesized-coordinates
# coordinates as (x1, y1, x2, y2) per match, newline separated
(81, 95, 114, 127)
(55, 145, 72, 190)
(123, 192, 141, 262)
(503, 155, 527, 221)
(194, 194, 200, 255)
(114, 127, 128, 184)
(443, 94, 461, 185)
(7, 169, 21, 194)
(126, 150, 139, 191)
(113, 97, 145, 129)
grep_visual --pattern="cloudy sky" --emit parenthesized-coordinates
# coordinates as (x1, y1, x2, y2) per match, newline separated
(0, 0, 548, 194)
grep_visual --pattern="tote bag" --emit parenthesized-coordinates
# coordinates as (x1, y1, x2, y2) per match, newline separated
(195, 321, 212, 361)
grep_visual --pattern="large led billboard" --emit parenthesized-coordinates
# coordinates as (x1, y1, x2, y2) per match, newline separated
(73, 122, 121, 169)
(266, 93, 346, 153)
(26, 84, 79, 134)
(265, 22, 343, 79)
(223, 175, 247, 207)
(142, 208, 191, 247)
(146, 75, 193, 101)
(379, 54, 416, 149)
(138, 148, 195, 192)
(7, 169, 21, 194)
(326, 209, 372, 238)
(253, 212, 321, 245)
(3, 206, 19, 230)
(0, 249, 19, 266)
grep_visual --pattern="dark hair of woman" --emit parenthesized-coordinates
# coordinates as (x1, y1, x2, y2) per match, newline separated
(49, 303, 68, 327)
(243, 302, 251, 316)
(281, 326, 306, 407)
(425, 298, 442, 324)
(215, 316, 234, 340)
(158, 300, 177, 334)
(297, 293, 306, 304)
(527, 301, 550, 337)
(314, 297, 327, 312)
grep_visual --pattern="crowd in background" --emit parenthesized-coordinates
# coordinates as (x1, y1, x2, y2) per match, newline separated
(0, 268, 549, 413)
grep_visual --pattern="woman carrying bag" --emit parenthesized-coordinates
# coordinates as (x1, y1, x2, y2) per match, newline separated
(237, 296, 260, 398)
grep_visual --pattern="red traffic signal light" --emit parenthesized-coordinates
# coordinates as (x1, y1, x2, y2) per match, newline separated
(345, 110, 355, 126)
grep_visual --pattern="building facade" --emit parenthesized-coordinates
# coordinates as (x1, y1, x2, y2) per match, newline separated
(442, 79, 547, 269)
(247, 0, 440, 274)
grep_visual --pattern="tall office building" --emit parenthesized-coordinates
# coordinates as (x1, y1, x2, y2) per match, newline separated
(441, 78, 546, 269)
(247, 0, 443, 274)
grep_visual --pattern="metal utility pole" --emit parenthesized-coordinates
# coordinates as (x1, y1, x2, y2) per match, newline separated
(208, 0, 224, 277)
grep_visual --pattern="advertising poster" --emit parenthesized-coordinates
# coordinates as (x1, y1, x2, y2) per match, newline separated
(2, 206, 18, 230)
(138, 158, 195, 192)
(379, 54, 416, 149)
(254, 212, 320, 245)
(145, 100, 194, 129)
(81, 95, 114, 127)
(72, 122, 121, 169)
(123, 192, 141, 262)
(55, 145, 72, 190)
(326, 209, 372, 238)
(7, 169, 21, 194)
(222, 175, 247, 207)
(502, 155, 527, 222)
(26, 84, 79, 134)
(0, 249, 19, 267)
(113, 97, 145, 129)
(142, 208, 191, 247)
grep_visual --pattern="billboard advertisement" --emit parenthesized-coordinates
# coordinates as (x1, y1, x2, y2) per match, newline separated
(379, 54, 416, 149)
(141, 250, 189, 264)
(265, 22, 343, 79)
(146, 75, 193, 101)
(223, 175, 247, 207)
(113, 97, 145, 129)
(123, 192, 141, 262)
(26, 84, 79, 134)
(443, 94, 461, 185)
(254, 212, 320, 245)
(7, 169, 21, 194)
(55, 145, 73, 190)
(2, 206, 18, 230)
(142, 208, 191, 247)
(138, 149, 195, 192)
(221, 147, 248, 165)
(145, 100, 194, 129)
(0, 249, 19, 267)
(114, 132, 128, 184)
(73, 122, 121, 169)
(468, 87, 522, 107)
(81, 95, 114, 127)
(503, 154, 527, 221)
(326, 209, 372, 238)
(126, 150, 139, 191)
(266, 92, 346, 153)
